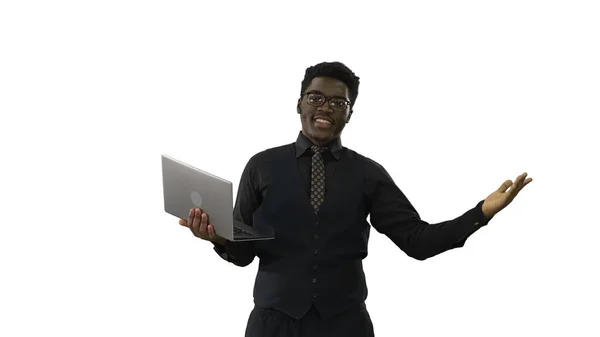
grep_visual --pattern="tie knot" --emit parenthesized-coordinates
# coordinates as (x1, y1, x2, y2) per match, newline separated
(311, 145, 327, 155)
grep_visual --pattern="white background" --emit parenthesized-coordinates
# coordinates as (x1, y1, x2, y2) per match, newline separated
(1, 1, 599, 336)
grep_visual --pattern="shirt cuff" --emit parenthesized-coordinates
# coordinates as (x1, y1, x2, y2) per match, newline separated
(453, 199, 493, 248)
(475, 199, 494, 226)
(213, 241, 230, 261)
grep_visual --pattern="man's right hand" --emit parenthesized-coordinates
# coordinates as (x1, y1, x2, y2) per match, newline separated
(179, 208, 227, 246)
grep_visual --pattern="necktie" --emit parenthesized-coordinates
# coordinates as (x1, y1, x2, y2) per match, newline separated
(310, 145, 327, 214)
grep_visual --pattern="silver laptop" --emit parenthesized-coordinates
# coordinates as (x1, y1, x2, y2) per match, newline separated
(161, 154, 274, 242)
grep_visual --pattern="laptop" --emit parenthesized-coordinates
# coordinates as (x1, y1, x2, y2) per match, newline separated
(161, 154, 275, 242)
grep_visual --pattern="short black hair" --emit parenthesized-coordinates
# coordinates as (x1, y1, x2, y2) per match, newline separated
(300, 61, 360, 108)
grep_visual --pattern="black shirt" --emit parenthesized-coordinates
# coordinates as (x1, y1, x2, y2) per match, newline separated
(215, 132, 493, 267)
(212, 132, 493, 319)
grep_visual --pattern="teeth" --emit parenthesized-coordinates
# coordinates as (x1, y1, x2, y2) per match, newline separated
(315, 118, 331, 124)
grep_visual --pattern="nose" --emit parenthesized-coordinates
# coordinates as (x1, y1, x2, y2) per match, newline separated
(316, 99, 334, 114)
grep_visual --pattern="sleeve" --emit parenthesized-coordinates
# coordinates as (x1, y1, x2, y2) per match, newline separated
(368, 163, 493, 261)
(212, 155, 262, 267)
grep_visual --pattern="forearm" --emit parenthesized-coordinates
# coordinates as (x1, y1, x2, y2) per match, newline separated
(384, 200, 492, 260)
(215, 155, 260, 267)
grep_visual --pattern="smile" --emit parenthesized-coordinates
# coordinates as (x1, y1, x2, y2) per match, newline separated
(313, 118, 333, 128)
(315, 118, 331, 125)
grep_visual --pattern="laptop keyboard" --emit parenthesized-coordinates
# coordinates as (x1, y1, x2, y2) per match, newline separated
(234, 226, 254, 237)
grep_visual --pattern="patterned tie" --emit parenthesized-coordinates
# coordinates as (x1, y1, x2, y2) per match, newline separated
(310, 145, 327, 214)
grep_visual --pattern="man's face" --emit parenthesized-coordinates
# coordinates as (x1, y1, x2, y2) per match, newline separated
(298, 76, 352, 145)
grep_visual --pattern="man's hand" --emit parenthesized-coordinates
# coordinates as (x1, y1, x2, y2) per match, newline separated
(179, 208, 227, 246)
(482, 172, 533, 219)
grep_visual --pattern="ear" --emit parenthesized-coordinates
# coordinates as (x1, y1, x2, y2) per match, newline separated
(346, 110, 353, 123)
(297, 98, 302, 114)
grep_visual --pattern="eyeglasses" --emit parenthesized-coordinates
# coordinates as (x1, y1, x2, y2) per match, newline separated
(302, 92, 351, 112)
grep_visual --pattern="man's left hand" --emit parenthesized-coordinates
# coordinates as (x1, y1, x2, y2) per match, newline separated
(482, 172, 533, 219)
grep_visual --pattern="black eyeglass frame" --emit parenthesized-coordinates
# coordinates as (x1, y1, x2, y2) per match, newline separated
(301, 91, 352, 112)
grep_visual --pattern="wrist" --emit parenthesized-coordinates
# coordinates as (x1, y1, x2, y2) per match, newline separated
(481, 203, 493, 220)
(213, 237, 227, 246)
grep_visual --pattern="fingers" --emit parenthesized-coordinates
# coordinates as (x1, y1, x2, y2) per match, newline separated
(518, 176, 533, 192)
(515, 172, 529, 190)
(199, 212, 209, 237)
(178, 209, 194, 227)
(498, 180, 512, 193)
(500, 172, 532, 193)
(191, 209, 203, 238)
(180, 208, 219, 242)
(186, 208, 212, 241)
(506, 175, 522, 195)
(187, 208, 194, 228)
(208, 225, 217, 240)
(509, 172, 532, 198)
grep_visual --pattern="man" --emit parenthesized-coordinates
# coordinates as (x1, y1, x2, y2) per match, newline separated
(178, 61, 533, 336)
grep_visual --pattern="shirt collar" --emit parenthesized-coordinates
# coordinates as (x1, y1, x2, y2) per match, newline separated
(294, 131, 342, 160)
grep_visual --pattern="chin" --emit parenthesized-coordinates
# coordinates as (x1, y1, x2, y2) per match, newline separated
(301, 121, 340, 143)
(310, 129, 336, 141)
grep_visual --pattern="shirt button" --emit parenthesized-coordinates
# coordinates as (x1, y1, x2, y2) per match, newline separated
(312, 278, 317, 283)
(315, 221, 319, 226)
(313, 234, 318, 239)
(313, 293, 317, 299)
(474, 221, 480, 226)
(312, 264, 317, 270)
(313, 249, 318, 255)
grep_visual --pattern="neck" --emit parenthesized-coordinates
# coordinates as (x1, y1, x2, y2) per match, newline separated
(302, 130, 337, 146)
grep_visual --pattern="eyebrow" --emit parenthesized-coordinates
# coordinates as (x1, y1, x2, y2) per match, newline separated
(306, 90, 349, 100)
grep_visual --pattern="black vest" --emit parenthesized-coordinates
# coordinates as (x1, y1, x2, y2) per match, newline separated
(251, 144, 371, 320)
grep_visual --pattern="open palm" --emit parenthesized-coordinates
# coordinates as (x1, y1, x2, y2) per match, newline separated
(482, 172, 533, 219)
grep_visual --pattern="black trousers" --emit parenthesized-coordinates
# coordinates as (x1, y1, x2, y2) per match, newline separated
(244, 305, 375, 337)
